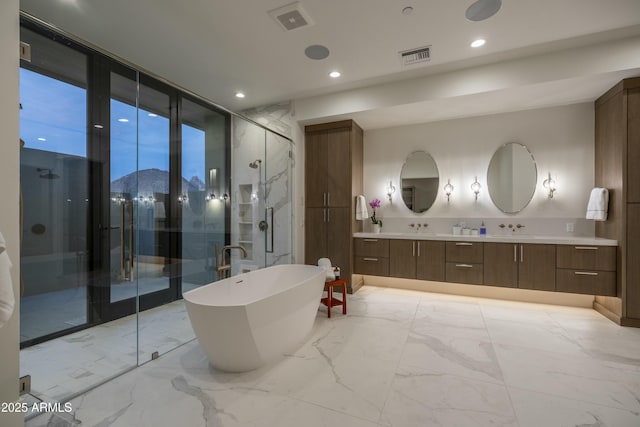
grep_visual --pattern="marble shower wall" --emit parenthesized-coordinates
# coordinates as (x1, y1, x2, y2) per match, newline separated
(231, 106, 293, 272)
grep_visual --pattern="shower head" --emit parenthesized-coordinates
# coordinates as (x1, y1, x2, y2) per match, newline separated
(249, 160, 262, 169)
(37, 168, 60, 179)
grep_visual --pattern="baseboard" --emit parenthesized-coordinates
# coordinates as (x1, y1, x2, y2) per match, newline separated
(349, 274, 364, 294)
(361, 275, 594, 308)
(593, 301, 622, 325)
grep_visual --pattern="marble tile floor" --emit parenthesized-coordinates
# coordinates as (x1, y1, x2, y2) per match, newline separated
(26, 286, 640, 427)
(21, 298, 197, 404)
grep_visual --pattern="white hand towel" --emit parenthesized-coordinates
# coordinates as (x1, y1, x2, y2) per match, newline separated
(586, 188, 609, 221)
(356, 195, 369, 221)
(317, 257, 336, 282)
(0, 232, 14, 328)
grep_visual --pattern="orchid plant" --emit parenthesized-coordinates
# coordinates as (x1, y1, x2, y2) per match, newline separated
(369, 198, 382, 226)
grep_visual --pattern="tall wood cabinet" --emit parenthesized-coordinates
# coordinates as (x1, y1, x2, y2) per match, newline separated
(594, 77, 640, 325)
(305, 120, 363, 292)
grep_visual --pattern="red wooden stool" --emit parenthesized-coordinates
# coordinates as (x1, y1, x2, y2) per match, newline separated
(320, 278, 348, 318)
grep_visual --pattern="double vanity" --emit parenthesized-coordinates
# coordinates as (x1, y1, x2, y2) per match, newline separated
(353, 232, 617, 297)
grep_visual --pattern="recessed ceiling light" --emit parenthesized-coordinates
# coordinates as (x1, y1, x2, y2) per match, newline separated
(118, 118, 129, 123)
(329, 71, 341, 78)
(37, 137, 46, 141)
(235, 92, 246, 99)
(471, 39, 486, 48)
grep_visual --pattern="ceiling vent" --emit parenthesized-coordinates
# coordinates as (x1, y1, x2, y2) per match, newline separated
(399, 46, 431, 66)
(268, 2, 314, 32)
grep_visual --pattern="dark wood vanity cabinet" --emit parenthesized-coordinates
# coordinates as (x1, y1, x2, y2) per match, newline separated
(354, 238, 389, 276)
(556, 245, 616, 296)
(483, 243, 518, 288)
(389, 240, 445, 281)
(353, 236, 617, 297)
(484, 243, 555, 291)
(445, 241, 483, 285)
(518, 244, 556, 291)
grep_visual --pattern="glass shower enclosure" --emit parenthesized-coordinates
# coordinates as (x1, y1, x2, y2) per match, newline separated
(19, 16, 293, 408)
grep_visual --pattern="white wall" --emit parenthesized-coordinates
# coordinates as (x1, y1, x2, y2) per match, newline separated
(0, 1, 22, 426)
(364, 103, 594, 227)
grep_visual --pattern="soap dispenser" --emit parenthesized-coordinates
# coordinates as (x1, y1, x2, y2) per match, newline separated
(480, 221, 487, 235)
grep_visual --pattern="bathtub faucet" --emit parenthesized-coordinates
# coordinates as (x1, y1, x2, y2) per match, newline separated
(215, 245, 248, 280)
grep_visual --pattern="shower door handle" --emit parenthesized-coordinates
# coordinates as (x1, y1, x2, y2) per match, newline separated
(264, 207, 274, 254)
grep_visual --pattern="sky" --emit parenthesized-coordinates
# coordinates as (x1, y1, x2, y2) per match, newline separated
(20, 67, 205, 184)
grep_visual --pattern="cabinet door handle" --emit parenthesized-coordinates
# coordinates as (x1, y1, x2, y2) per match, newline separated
(363, 239, 379, 242)
(323, 192, 327, 206)
(513, 244, 517, 263)
(413, 241, 416, 257)
(455, 242, 473, 246)
(327, 208, 330, 222)
(323, 208, 326, 222)
(455, 264, 473, 268)
(363, 258, 379, 262)
(327, 193, 331, 205)
(417, 241, 421, 257)
(575, 271, 599, 276)
(575, 246, 598, 251)
(520, 245, 524, 263)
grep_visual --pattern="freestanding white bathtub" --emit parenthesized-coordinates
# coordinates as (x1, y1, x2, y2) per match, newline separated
(183, 264, 326, 372)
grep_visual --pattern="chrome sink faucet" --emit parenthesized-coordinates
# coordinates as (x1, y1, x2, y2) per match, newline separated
(215, 244, 247, 280)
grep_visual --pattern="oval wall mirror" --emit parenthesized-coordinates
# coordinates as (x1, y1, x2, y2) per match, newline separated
(400, 151, 439, 213)
(487, 142, 537, 213)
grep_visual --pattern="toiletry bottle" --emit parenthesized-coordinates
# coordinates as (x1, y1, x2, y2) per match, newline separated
(480, 221, 486, 235)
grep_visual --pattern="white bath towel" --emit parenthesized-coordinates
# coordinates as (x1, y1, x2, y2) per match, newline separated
(356, 195, 369, 221)
(317, 257, 336, 282)
(586, 188, 609, 221)
(0, 232, 14, 328)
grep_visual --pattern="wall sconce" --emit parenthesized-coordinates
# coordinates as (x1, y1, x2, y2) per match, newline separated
(386, 180, 396, 203)
(205, 192, 216, 201)
(219, 193, 229, 201)
(543, 172, 557, 198)
(443, 179, 454, 202)
(471, 176, 481, 200)
(178, 193, 188, 203)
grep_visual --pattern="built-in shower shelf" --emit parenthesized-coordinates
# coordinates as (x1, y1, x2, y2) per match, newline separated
(238, 240, 253, 244)
(238, 221, 253, 225)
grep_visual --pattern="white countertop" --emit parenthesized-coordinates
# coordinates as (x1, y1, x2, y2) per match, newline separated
(353, 232, 618, 246)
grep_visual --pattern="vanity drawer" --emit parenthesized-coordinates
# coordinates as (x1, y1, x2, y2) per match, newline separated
(556, 245, 616, 271)
(354, 256, 389, 276)
(445, 241, 483, 264)
(445, 262, 483, 285)
(354, 238, 390, 257)
(556, 269, 616, 296)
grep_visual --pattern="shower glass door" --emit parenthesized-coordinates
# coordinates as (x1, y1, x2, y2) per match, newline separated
(263, 131, 293, 267)
(231, 116, 292, 272)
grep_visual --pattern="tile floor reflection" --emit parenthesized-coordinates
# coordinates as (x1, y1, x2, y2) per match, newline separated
(26, 286, 640, 427)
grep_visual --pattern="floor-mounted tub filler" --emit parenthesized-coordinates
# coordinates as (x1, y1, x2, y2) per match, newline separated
(183, 264, 326, 372)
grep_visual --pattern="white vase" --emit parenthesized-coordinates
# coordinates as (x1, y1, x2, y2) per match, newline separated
(372, 223, 381, 234)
